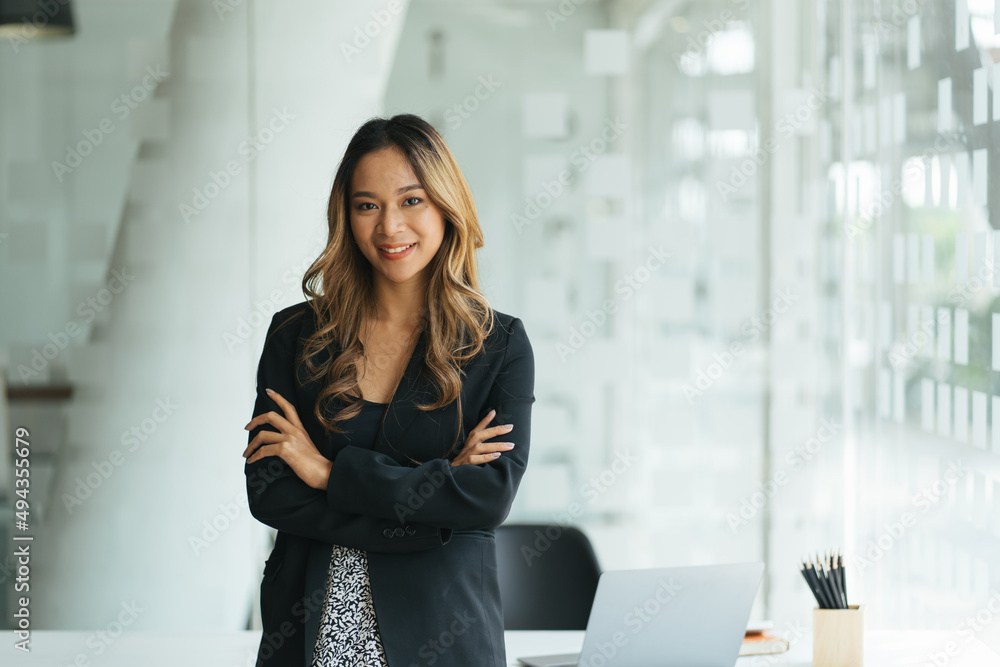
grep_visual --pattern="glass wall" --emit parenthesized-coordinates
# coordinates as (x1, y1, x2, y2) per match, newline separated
(624, 0, 842, 627)
(838, 0, 1000, 637)
(383, 0, 1000, 634)
(619, 0, 1000, 633)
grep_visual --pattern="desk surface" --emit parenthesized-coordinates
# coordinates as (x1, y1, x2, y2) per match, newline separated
(2, 629, 998, 666)
(505, 629, 999, 666)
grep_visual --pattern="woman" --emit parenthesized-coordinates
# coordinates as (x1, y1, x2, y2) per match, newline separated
(241, 113, 535, 667)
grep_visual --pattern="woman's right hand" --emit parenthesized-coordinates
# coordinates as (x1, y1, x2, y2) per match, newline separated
(450, 408, 515, 466)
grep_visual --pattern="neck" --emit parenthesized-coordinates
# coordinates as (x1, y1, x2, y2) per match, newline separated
(371, 273, 429, 329)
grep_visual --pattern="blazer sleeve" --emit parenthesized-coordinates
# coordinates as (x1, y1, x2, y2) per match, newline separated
(325, 317, 535, 531)
(244, 309, 453, 553)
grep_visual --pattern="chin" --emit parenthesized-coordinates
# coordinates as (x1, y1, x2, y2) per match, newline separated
(380, 268, 422, 283)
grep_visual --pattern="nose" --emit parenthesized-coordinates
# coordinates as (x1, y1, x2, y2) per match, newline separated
(378, 204, 407, 236)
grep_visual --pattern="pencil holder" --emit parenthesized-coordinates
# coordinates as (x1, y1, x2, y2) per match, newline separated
(813, 604, 864, 667)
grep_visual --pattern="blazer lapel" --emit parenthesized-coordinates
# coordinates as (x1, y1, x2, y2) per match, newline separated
(297, 314, 437, 462)
(373, 323, 432, 459)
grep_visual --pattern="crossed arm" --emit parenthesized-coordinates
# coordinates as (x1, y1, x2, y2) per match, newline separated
(324, 318, 535, 531)
(243, 312, 535, 547)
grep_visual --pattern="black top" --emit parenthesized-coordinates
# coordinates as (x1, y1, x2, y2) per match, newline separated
(338, 398, 387, 448)
(247, 301, 535, 667)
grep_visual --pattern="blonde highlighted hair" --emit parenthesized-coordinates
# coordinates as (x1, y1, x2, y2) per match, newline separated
(277, 113, 495, 462)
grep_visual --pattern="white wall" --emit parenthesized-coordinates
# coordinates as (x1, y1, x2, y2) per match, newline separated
(2, 0, 409, 631)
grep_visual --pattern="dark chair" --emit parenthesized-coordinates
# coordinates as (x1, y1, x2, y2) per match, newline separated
(495, 523, 602, 630)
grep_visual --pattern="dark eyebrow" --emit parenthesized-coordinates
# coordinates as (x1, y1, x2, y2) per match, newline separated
(351, 184, 424, 199)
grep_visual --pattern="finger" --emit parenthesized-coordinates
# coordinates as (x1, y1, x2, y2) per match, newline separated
(265, 388, 304, 430)
(452, 447, 508, 466)
(245, 411, 297, 435)
(468, 452, 504, 465)
(465, 421, 511, 448)
(247, 442, 286, 465)
(473, 409, 498, 431)
(243, 430, 284, 458)
(482, 423, 514, 439)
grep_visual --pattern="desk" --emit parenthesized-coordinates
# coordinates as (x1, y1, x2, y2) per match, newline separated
(503, 630, 1000, 666)
(1, 630, 997, 665)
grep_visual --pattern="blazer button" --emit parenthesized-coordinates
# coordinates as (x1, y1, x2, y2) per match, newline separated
(392, 527, 405, 538)
(382, 528, 393, 538)
(404, 525, 416, 535)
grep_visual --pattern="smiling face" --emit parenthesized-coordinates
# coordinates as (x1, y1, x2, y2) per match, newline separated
(349, 146, 446, 291)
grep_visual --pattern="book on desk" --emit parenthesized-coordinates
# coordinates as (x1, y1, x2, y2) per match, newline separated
(740, 630, 791, 656)
(740, 621, 790, 656)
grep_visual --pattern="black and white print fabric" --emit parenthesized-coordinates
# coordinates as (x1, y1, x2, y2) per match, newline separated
(311, 544, 389, 666)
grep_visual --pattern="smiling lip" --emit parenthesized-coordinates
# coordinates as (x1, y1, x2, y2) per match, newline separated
(377, 242, 416, 259)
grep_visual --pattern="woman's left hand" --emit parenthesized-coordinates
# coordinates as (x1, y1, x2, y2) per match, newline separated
(243, 388, 332, 491)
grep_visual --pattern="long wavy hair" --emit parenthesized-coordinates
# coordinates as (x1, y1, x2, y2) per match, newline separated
(280, 113, 495, 462)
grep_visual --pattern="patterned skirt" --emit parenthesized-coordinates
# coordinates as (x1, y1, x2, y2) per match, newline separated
(311, 544, 390, 667)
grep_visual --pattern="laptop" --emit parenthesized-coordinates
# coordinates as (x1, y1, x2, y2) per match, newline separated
(517, 561, 764, 667)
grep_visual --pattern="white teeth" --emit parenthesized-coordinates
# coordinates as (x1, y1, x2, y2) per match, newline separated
(380, 243, 414, 254)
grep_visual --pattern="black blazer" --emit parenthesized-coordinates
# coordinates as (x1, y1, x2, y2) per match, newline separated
(245, 300, 535, 666)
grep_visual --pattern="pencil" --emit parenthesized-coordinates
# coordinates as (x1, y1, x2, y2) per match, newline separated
(826, 552, 845, 608)
(802, 559, 831, 608)
(798, 562, 821, 608)
(838, 550, 848, 607)
(815, 554, 838, 609)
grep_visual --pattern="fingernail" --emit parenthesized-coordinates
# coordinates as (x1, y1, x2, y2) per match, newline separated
(504, 443, 515, 449)
(265, 388, 274, 395)
(489, 409, 495, 416)
(503, 424, 513, 431)
(491, 452, 501, 458)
